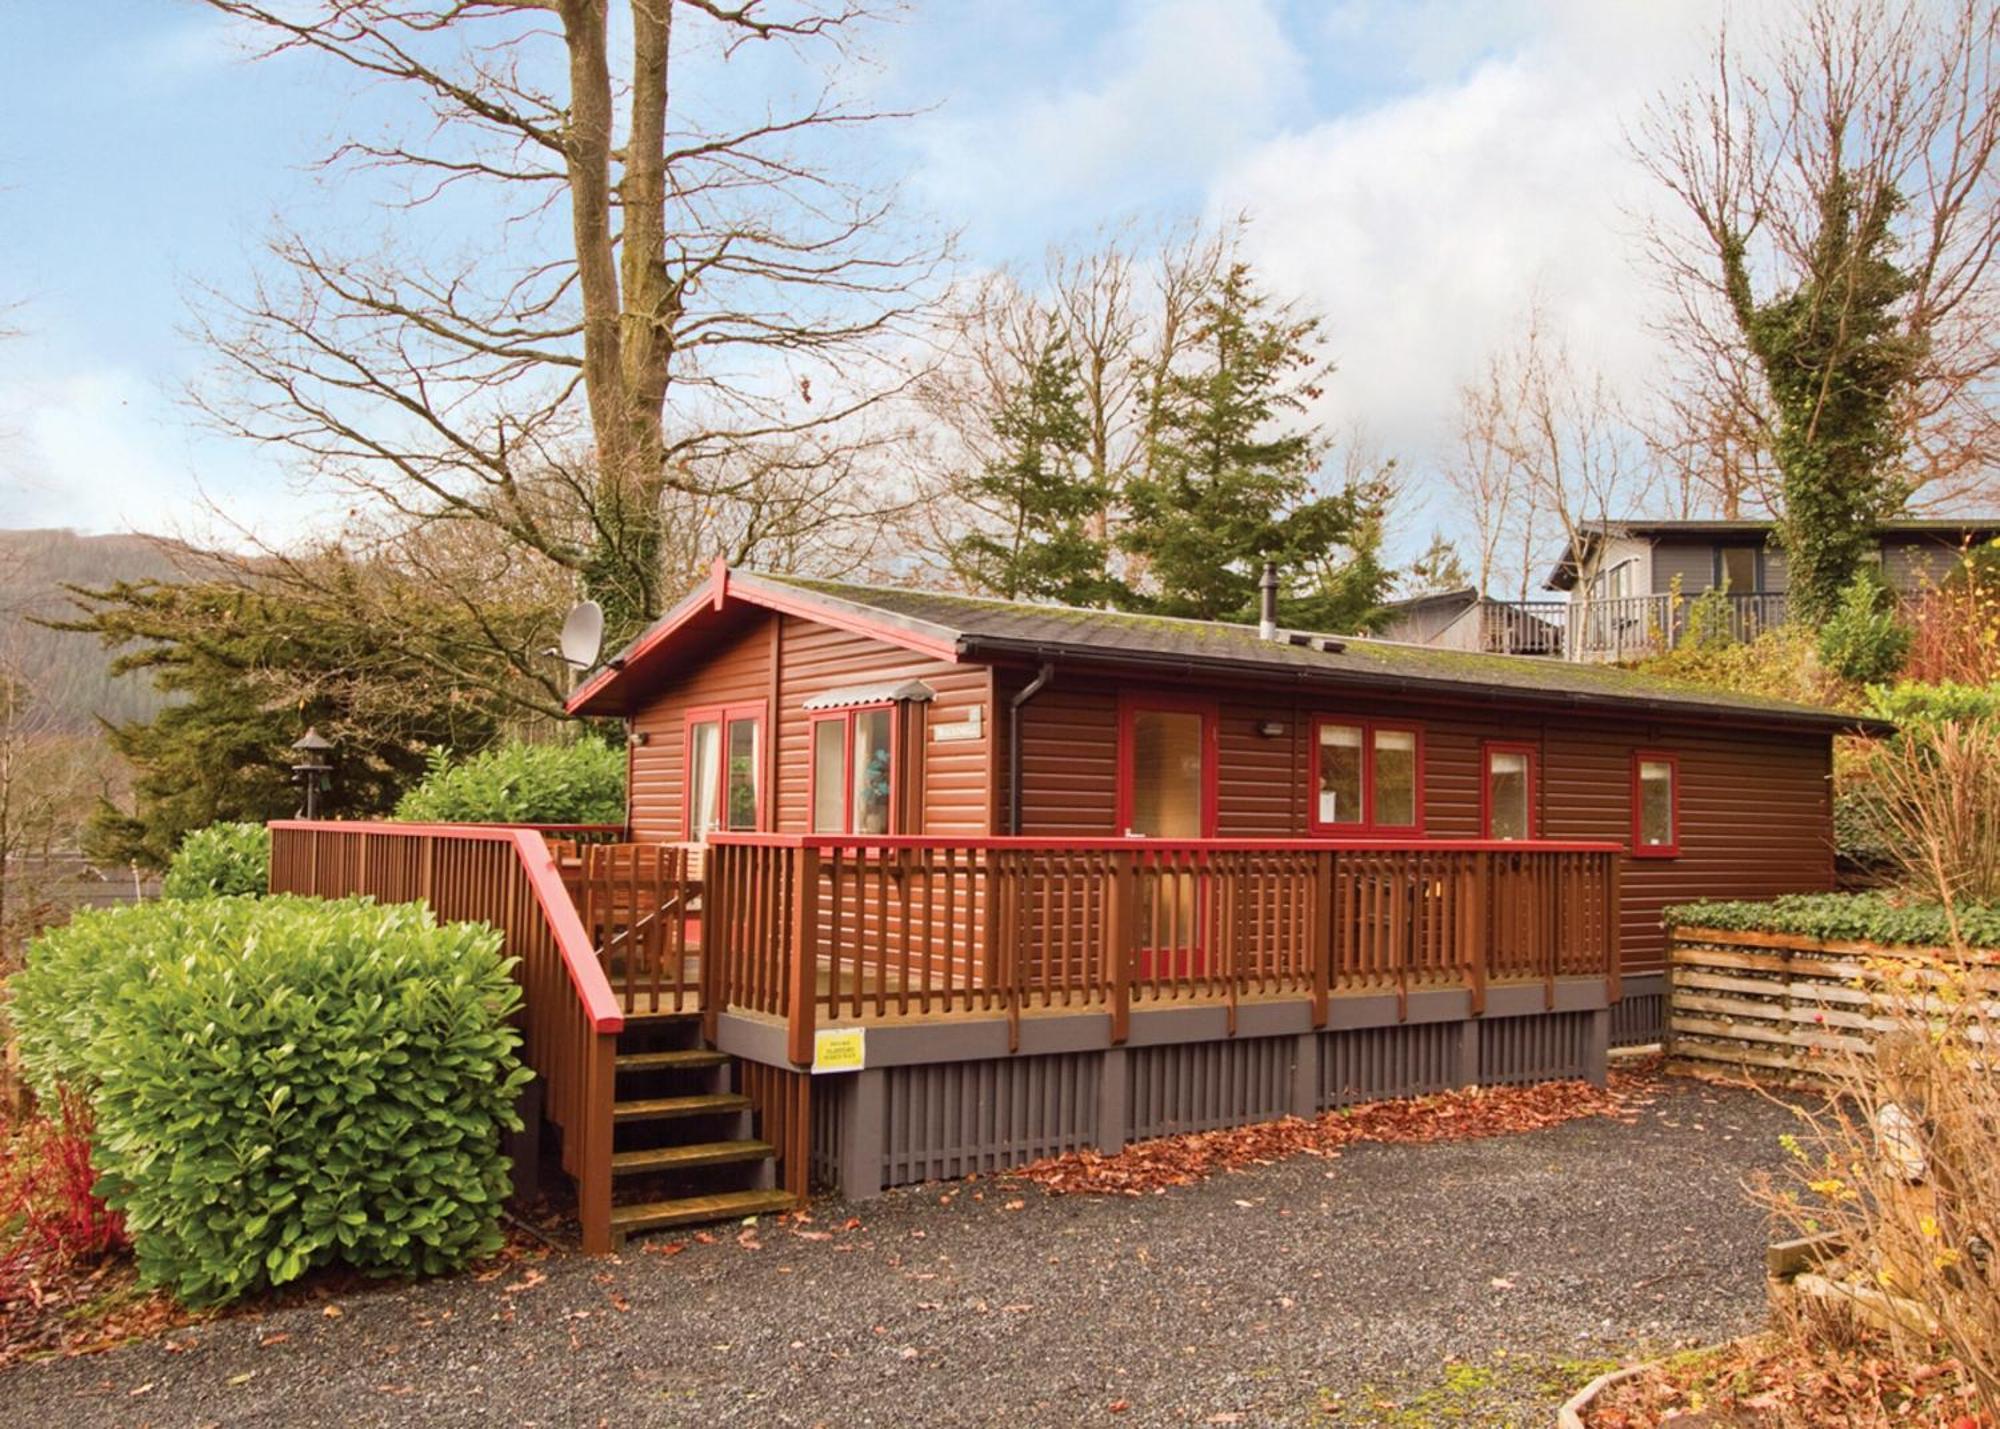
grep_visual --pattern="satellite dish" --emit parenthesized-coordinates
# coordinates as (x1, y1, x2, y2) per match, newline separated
(558, 601, 604, 669)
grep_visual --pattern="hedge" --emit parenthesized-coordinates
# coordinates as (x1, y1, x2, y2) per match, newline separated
(6, 896, 531, 1304)
(1665, 893, 2000, 951)
(160, 820, 271, 900)
(392, 736, 626, 825)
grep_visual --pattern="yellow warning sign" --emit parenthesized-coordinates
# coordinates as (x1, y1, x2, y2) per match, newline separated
(812, 1027, 866, 1074)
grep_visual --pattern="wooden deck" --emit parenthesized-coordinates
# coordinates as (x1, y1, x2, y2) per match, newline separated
(269, 822, 1622, 1252)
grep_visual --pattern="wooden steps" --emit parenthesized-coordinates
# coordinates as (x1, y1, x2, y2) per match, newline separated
(612, 1140, 773, 1175)
(610, 1187, 797, 1236)
(616, 1048, 728, 1073)
(612, 1091, 749, 1124)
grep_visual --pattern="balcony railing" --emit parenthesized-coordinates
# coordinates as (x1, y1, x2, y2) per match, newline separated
(1479, 592, 1790, 662)
(703, 835, 1623, 1063)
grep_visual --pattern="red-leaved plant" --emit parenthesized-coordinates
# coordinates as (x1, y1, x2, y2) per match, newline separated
(0, 1089, 127, 1272)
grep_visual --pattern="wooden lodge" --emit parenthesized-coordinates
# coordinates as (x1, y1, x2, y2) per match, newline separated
(270, 564, 1883, 1250)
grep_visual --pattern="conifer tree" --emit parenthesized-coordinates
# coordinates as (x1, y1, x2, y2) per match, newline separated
(950, 332, 1117, 606)
(1120, 264, 1386, 628)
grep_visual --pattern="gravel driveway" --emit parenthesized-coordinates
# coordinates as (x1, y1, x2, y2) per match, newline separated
(5, 1074, 1798, 1427)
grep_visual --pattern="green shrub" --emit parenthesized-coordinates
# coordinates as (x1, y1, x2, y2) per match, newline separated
(160, 820, 271, 900)
(393, 737, 625, 825)
(1637, 624, 1860, 711)
(7, 896, 529, 1304)
(1680, 584, 1740, 652)
(1865, 680, 2000, 731)
(1666, 892, 2000, 949)
(1817, 569, 1913, 684)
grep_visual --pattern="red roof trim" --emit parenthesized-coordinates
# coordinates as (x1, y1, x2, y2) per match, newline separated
(565, 568, 963, 717)
(706, 832, 1622, 854)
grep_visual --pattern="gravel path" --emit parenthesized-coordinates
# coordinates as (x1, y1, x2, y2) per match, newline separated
(4, 1075, 1799, 1427)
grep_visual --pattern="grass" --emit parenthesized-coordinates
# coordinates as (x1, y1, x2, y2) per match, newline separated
(1318, 1349, 1635, 1424)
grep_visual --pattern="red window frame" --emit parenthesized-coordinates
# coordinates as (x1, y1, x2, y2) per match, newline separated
(1307, 716, 1426, 836)
(1630, 749, 1681, 858)
(1479, 740, 1540, 840)
(1114, 693, 1220, 838)
(807, 702, 902, 836)
(682, 701, 767, 839)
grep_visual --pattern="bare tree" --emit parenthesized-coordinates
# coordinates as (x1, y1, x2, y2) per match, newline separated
(1445, 351, 1530, 598)
(195, 1, 944, 646)
(1452, 308, 1656, 605)
(1637, 0, 2000, 516)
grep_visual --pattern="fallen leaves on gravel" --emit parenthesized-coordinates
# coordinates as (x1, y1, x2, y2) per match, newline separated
(1585, 1330, 1988, 1427)
(1012, 1059, 1660, 1196)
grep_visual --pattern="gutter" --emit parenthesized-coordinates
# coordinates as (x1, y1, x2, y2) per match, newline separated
(1007, 661, 1056, 835)
(960, 635, 1890, 739)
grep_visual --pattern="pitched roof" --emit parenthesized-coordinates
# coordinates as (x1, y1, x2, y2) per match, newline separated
(569, 566, 1887, 735)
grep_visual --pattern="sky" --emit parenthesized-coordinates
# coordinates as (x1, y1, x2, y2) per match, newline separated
(0, 0, 1731, 557)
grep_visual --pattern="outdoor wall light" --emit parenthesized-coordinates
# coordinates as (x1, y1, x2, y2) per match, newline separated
(1256, 720, 1287, 739)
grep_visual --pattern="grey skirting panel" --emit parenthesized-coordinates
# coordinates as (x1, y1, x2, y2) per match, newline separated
(1478, 1009, 1594, 1085)
(1126, 1037, 1294, 1141)
(1609, 974, 1666, 1048)
(1320, 1021, 1463, 1108)
(880, 1051, 1102, 1187)
(815, 1002, 1613, 1199)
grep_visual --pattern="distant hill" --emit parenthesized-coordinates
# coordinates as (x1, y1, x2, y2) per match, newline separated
(0, 528, 195, 731)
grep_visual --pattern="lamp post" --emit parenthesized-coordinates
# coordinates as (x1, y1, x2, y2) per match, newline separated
(291, 727, 335, 819)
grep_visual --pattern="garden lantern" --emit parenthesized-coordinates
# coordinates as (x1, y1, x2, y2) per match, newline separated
(291, 727, 336, 819)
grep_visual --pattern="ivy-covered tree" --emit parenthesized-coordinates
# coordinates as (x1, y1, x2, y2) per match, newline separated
(1723, 174, 1926, 624)
(1120, 264, 1386, 628)
(950, 331, 1118, 606)
(60, 567, 519, 867)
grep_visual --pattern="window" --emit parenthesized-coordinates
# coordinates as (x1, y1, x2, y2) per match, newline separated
(685, 704, 764, 838)
(1632, 752, 1679, 856)
(1482, 743, 1537, 840)
(1310, 719, 1422, 834)
(809, 706, 898, 835)
(1718, 545, 1758, 593)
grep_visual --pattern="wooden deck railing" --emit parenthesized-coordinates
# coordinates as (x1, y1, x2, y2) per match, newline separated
(269, 821, 624, 1253)
(705, 835, 1623, 1064)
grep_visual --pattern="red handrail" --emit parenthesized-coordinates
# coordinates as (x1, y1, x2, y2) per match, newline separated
(267, 820, 625, 1033)
(708, 832, 1626, 855)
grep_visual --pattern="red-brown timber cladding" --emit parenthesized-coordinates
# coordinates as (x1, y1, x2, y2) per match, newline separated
(626, 608, 991, 842)
(267, 822, 622, 1254)
(991, 671, 1835, 977)
(617, 608, 1836, 983)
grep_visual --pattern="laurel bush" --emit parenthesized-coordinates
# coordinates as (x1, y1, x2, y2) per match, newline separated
(160, 820, 270, 901)
(392, 737, 625, 825)
(7, 895, 530, 1304)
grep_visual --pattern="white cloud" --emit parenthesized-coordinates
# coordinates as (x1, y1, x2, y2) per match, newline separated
(1212, 2, 1726, 541)
(0, 361, 327, 548)
(915, 0, 1306, 234)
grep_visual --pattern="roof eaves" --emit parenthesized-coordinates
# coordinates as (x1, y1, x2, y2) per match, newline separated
(955, 631, 1887, 737)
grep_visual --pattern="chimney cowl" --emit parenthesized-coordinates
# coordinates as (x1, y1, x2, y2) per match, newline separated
(1258, 560, 1280, 641)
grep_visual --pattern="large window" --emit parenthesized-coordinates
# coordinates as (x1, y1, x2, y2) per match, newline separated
(1632, 752, 1679, 857)
(1310, 719, 1422, 834)
(1718, 545, 1758, 593)
(685, 704, 763, 838)
(1482, 743, 1537, 841)
(810, 706, 897, 835)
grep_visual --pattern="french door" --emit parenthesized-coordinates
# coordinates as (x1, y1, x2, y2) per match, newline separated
(1117, 697, 1217, 977)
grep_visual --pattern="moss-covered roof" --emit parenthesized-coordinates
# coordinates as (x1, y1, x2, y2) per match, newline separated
(745, 572, 1884, 735)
